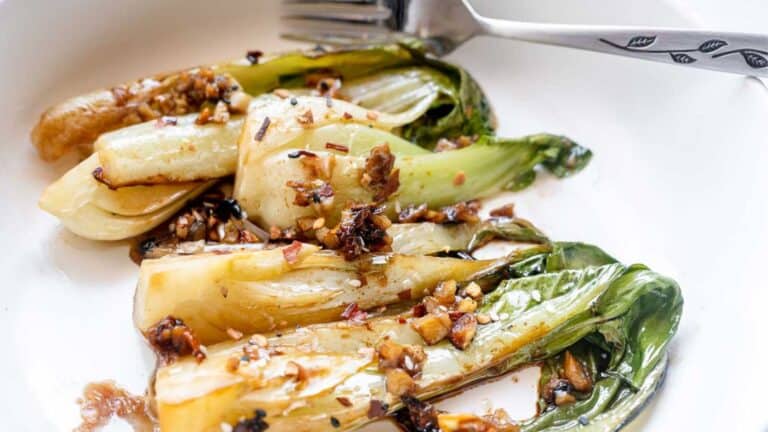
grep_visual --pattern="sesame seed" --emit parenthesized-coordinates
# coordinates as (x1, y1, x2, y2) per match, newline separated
(453, 171, 466, 186)
(273, 88, 291, 99)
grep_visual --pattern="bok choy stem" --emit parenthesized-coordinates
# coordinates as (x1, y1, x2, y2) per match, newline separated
(38, 154, 212, 240)
(134, 243, 546, 345)
(33, 44, 492, 162)
(94, 96, 431, 187)
(234, 97, 591, 228)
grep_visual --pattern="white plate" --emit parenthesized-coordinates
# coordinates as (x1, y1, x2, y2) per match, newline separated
(1, 0, 767, 431)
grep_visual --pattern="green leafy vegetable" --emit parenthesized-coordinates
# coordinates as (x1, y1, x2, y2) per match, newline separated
(37, 154, 214, 241)
(235, 97, 592, 227)
(396, 134, 591, 206)
(94, 44, 496, 188)
(134, 243, 544, 345)
(34, 43, 493, 170)
(494, 242, 683, 431)
(221, 43, 494, 146)
(467, 217, 550, 251)
(151, 242, 681, 432)
(389, 217, 550, 256)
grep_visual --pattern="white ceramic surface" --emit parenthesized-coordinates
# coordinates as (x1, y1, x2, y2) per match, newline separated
(1, 0, 767, 431)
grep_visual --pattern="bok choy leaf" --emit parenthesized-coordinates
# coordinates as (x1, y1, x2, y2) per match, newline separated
(515, 244, 682, 431)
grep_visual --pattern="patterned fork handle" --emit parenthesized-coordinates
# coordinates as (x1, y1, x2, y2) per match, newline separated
(475, 18, 768, 76)
(282, 0, 768, 76)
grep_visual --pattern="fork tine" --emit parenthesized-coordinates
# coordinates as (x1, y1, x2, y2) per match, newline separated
(281, 17, 392, 41)
(283, 0, 376, 4)
(280, 32, 391, 48)
(282, 1, 391, 23)
(281, 17, 389, 33)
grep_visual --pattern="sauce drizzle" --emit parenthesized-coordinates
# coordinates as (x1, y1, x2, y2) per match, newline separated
(75, 381, 155, 432)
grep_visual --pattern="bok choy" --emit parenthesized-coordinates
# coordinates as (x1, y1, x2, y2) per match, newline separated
(93, 94, 429, 187)
(234, 96, 590, 228)
(134, 242, 546, 345)
(389, 216, 549, 256)
(37, 154, 213, 240)
(151, 243, 682, 432)
(92, 62, 487, 188)
(32, 44, 492, 162)
(133, 214, 548, 261)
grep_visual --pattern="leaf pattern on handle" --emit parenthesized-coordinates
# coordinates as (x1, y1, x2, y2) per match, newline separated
(626, 36, 657, 48)
(600, 36, 768, 70)
(670, 53, 697, 64)
(698, 39, 728, 53)
(741, 51, 768, 69)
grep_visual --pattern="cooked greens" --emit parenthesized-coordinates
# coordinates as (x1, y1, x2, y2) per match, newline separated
(134, 216, 547, 261)
(222, 44, 495, 148)
(151, 243, 681, 432)
(32, 44, 492, 162)
(390, 216, 549, 256)
(37, 154, 213, 240)
(510, 243, 682, 431)
(36, 42, 589, 243)
(234, 96, 590, 228)
(34, 43, 515, 240)
(30, 39, 680, 432)
(134, 242, 545, 345)
(94, 94, 429, 187)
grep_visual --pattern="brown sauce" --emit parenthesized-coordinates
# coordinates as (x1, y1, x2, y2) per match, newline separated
(75, 381, 155, 432)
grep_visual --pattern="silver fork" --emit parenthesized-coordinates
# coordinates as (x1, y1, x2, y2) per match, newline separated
(281, 0, 768, 77)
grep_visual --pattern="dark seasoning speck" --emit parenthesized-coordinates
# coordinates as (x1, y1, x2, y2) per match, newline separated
(233, 408, 268, 432)
(287, 150, 317, 159)
(246, 50, 263, 65)
(325, 142, 349, 153)
(255, 117, 271, 141)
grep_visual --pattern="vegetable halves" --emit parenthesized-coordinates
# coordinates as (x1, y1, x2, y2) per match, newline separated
(37, 154, 212, 240)
(32, 44, 493, 162)
(234, 96, 590, 228)
(151, 243, 682, 432)
(134, 242, 543, 345)
(36, 95, 430, 240)
(95, 94, 430, 187)
(36, 62, 504, 239)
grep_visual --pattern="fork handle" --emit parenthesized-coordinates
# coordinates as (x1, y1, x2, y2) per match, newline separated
(473, 17, 768, 77)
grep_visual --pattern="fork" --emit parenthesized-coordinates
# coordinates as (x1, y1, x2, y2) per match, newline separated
(281, 0, 768, 77)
